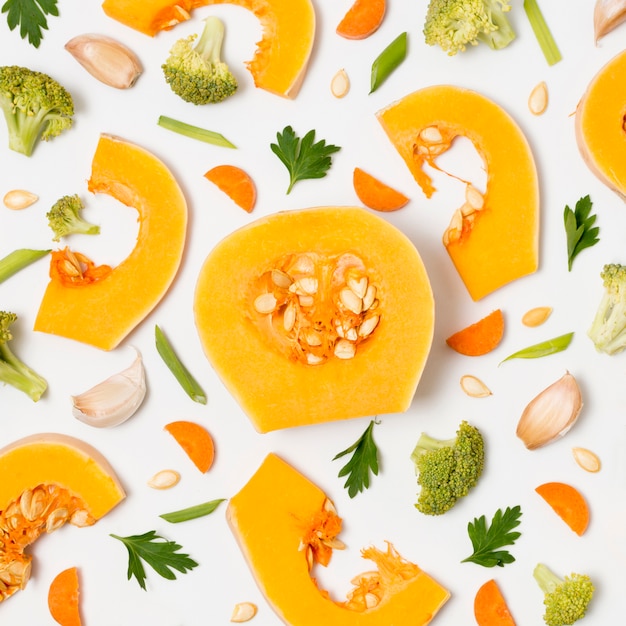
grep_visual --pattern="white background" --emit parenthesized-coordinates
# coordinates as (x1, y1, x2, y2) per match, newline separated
(1, 1, 626, 624)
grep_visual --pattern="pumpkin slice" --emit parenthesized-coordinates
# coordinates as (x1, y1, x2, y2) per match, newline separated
(194, 206, 434, 433)
(48, 567, 82, 626)
(535, 481, 590, 536)
(34, 134, 187, 350)
(164, 420, 215, 473)
(377, 85, 539, 301)
(446, 309, 505, 356)
(474, 579, 516, 625)
(204, 164, 257, 212)
(0, 433, 125, 602)
(228, 453, 450, 624)
(101, 0, 316, 98)
(353, 167, 409, 212)
(336, 0, 386, 40)
(575, 49, 626, 199)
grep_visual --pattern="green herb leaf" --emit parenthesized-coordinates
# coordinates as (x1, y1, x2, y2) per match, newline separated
(500, 332, 574, 363)
(523, 0, 561, 65)
(333, 420, 379, 498)
(462, 506, 522, 567)
(157, 115, 236, 148)
(155, 325, 207, 404)
(270, 126, 341, 194)
(370, 31, 407, 93)
(564, 195, 600, 271)
(0, 249, 50, 284)
(160, 498, 226, 523)
(110, 530, 199, 590)
(2, 0, 58, 48)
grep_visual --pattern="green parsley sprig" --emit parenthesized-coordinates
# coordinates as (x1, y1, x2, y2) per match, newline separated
(564, 195, 600, 271)
(2, 0, 58, 48)
(333, 420, 379, 498)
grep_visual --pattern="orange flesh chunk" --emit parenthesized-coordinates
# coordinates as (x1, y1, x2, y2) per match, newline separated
(204, 164, 257, 212)
(101, 0, 197, 36)
(164, 420, 215, 473)
(446, 309, 504, 356)
(336, 0, 386, 40)
(352, 167, 409, 212)
(535, 482, 590, 536)
(48, 567, 82, 626)
(474, 578, 516, 625)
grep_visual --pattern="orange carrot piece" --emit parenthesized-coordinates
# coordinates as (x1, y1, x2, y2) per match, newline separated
(446, 309, 505, 356)
(165, 420, 215, 473)
(337, 0, 386, 39)
(204, 164, 257, 213)
(535, 481, 590, 536)
(474, 579, 516, 625)
(48, 567, 81, 626)
(352, 167, 409, 212)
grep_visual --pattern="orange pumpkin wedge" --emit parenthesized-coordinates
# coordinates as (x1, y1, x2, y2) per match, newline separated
(474, 579, 516, 625)
(205, 164, 257, 212)
(377, 85, 539, 301)
(48, 567, 82, 626)
(228, 453, 450, 624)
(336, 0, 386, 40)
(535, 481, 590, 536)
(34, 134, 187, 350)
(353, 167, 409, 212)
(164, 420, 215, 473)
(446, 309, 505, 356)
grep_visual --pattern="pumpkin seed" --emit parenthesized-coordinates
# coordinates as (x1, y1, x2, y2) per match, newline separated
(330, 68, 350, 98)
(2, 189, 38, 210)
(522, 306, 552, 327)
(572, 447, 601, 473)
(231, 602, 258, 623)
(460, 375, 492, 398)
(528, 81, 548, 115)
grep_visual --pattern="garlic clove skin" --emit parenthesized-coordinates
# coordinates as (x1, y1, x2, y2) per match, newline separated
(72, 352, 146, 428)
(516, 371, 583, 449)
(594, 0, 626, 43)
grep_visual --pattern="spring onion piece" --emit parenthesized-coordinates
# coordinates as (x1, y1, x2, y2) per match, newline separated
(157, 115, 236, 148)
(370, 32, 407, 94)
(155, 325, 207, 404)
(160, 498, 226, 523)
(523, 0, 562, 66)
(500, 332, 574, 364)
(0, 249, 50, 284)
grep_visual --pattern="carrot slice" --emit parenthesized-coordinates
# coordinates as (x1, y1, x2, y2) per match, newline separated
(165, 420, 215, 473)
(352, 167, 409, 212)
(48, 567, 81, 626)
(446, 309, 505, 356)
(204, 164, 257, 213)
(474, 579, 516, 625)
(535, 481, 590, 536)
(337, 0, 386, 39)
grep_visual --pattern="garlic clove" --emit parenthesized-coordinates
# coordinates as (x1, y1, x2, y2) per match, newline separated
(516, 371, 583, 449)
(72, 351, 146, 427)
(65, 34, 143, 89)
(594, 0, 626, 43)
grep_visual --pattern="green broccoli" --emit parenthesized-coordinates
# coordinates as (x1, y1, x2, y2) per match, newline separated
(46, 194, 100, 242)
(533, 563, 594, 626)
(0, 65, 74, 156)
(587, 263, 626, 355)
(162, 16, 237, 105)
(0, 311, 47, 402)
(423, 0, 516, 56)
(411, 420, 484, 515)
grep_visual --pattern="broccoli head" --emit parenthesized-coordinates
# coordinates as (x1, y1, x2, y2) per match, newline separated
(533, 563, 594, 626)
(587, 263, 626, 355)
(411, 420, 485, 515)
(162, 16, 237, 105)
(0, 65, 74, 156)
(0, 311, 47, 402)
(423, 0, 516, 56)
(46, 194, 100, 242)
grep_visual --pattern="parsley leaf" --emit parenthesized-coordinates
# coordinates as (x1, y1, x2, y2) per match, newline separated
(564, 195, 600, 271)
(461, 505, 522, 567)
(2, 0, 59, 48)
(110, 530, 199, 590)
(270, 125, 341, 194)
(333, 420, 379, 498)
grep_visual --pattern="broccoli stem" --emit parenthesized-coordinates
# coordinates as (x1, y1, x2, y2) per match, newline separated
(0, 342, 47, 401)
(194, 16, 225, 65)
(533, 563, 561, 594)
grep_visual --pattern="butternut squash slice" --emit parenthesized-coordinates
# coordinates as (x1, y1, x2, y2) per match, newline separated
(227, 453, 450, 624)
(0, 433, 125, 602)
(34, 134, 187, 350)
(377, 85, 540, 301)
(194, 206, 434, 433)
(575, 49, 626, 200)
(101, 0, 316, 98)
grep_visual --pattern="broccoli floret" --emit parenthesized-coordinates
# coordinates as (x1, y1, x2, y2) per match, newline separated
(423, 0, 516, 56)
(411, 420, 484, 515)
(0, 312, 47, 402)
(46, 194, 100, 242)
(587, 263, 626, 355)
(533, 563, 594, 626)
(0, 65, 74, 156)
(162, 16, 237, 105)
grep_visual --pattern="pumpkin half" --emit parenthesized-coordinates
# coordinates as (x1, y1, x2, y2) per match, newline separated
(227, 453, 450, 624)
(193, 206, 434, 433)
(34, 134, 187, 350)
(575, 49, 626, 199)
(101, 0, 316, 98)
(0, 433, 125, 602)
(377, 85, 539, 301)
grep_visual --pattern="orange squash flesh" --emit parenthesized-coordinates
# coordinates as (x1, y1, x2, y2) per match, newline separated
(377, 85, 539, 301)
(48, 567, 82, 626)
(535, 481, 590, 536)
(194, 206, 434, 433)
(227, 453, 450, 624)
(34, 134, 187, 350)
(575, 49, 626, 199)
